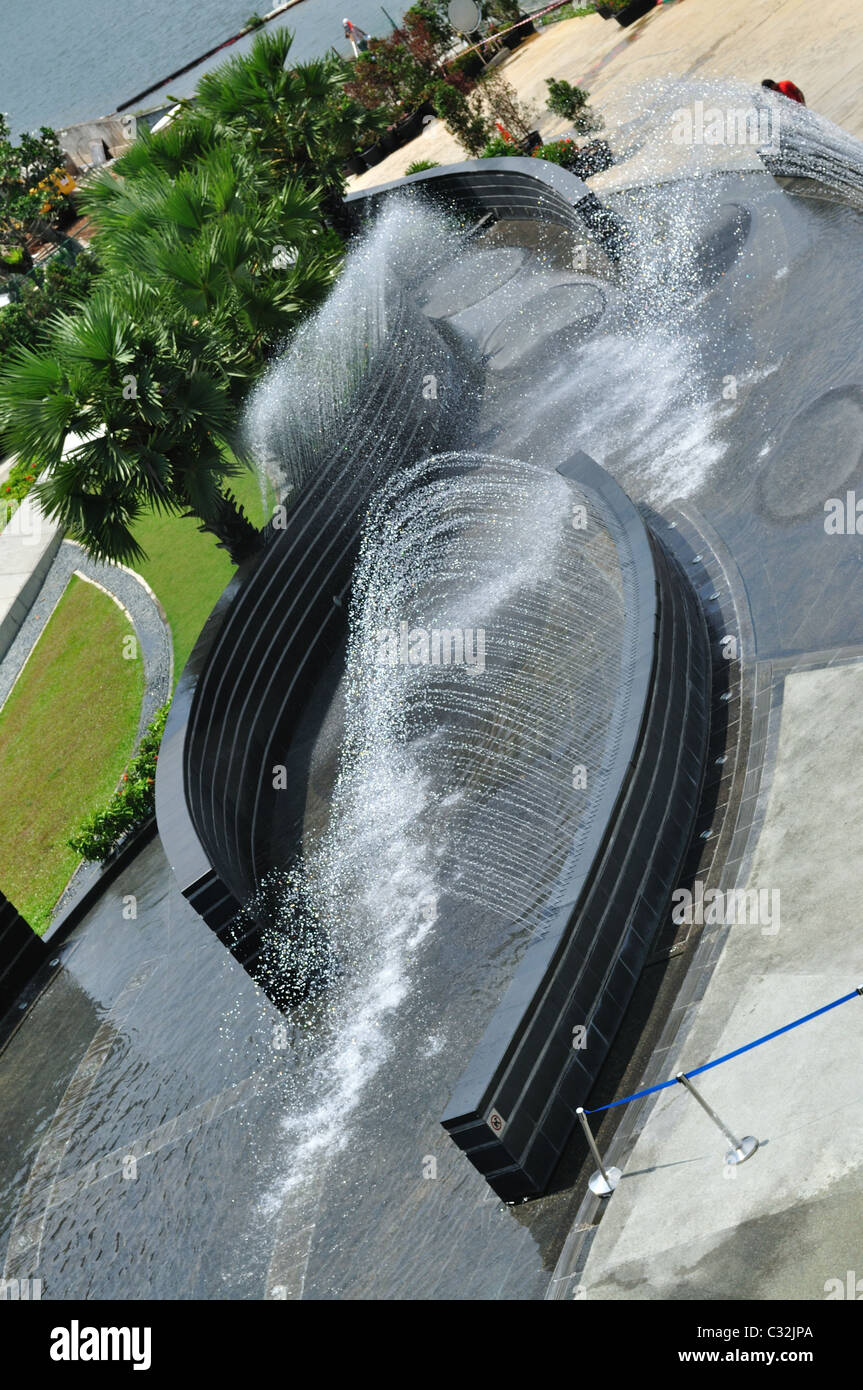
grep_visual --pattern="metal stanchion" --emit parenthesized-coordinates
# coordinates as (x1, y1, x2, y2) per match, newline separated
(676, 1073, 758, 1165)
(576, 1107, 621, 1196)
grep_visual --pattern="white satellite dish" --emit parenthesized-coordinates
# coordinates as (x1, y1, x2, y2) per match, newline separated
(447, 0, 482, 32)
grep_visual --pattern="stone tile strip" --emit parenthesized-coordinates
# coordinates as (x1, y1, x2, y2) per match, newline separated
(3, 960, 160, 1280)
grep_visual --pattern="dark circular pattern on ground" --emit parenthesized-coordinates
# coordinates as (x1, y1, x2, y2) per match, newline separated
(481, 281, 607, 372)
(417, 247, 530, 320)
(758, 385, 863, 522)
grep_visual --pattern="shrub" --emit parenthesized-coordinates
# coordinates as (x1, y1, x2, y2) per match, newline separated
(545, 77, 587, 120)
(536, 5, 597, 27)
(531, 136, 579, 167)
(480, 135, 523, 158)
(67, 704, 170, 862)
(432, 81, 492, 156)
(446, 50, 484, 92)
(545, 77, 604, 133)
(476, 69, 537, 143)
(405, 159, 440, 173)
(0, 456, 39, 531)
(0, 248, 101, 362)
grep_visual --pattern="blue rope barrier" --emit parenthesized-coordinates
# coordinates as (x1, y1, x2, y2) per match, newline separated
(584, 986, 861, 1115)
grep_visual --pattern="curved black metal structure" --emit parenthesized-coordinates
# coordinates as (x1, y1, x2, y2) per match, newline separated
(342, 156, 630, 262)
(0, 890, 46, 1020)
(441, 451, 710, 1199)
(156, 286, 480, 962)
(156, 160, 710, 1198)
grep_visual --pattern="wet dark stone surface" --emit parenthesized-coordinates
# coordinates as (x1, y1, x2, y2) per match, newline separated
(3, 170, 863, 1298)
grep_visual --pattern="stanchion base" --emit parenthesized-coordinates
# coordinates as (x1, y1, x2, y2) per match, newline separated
(588, 1166, 621, 1197)
(725, 1136, 759, 1165)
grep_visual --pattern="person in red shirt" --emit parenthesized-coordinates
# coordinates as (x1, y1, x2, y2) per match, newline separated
(762, 78, 806, 105)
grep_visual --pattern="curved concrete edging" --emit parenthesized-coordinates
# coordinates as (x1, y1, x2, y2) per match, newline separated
(0, 493, 63, 664)
(0, 536, 173, 940)
(545, 499, 761, 1297)
(0, 539, 173, 729)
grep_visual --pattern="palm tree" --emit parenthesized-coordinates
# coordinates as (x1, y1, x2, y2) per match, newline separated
(0, 287, 261, 564)
(82, 140, 339, 377)
(0, 29, 363, 567)
(193, 30, 372, 234)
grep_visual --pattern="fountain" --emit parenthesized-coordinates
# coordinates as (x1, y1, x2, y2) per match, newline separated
(156, 172, 714, 1198)
(6, 76, 863, 1293)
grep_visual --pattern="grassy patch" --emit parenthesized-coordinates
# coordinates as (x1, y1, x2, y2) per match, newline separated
(0, 575, 145, 933)
(131, 464, 270, 681)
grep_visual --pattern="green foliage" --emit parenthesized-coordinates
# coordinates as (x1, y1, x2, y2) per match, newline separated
(544, 77, 604, 133)
(535, 4, 598, 27)
(545, 77, 587, 119)
(0, 248, 101, 361)
(344, 4, 452, 115)
(531, 136, 578, 166)
(1, 456, 38, 502)
(477, 68, 537, 142)
(0, 456, 39, 531)
(432, 81, 492, 156)
(245, 12, 266, 27)
(486, 0, 522, 21)
(0, 29, 363, 567)
(405, 158, 440, 173)
(480, 135, 523, 158)
(67, 704, 170, 862)
(83, 140, 334, 373)
(193, 29, 371, 198)
(0, 116, 75, 241)
(0, 284, 256, 565)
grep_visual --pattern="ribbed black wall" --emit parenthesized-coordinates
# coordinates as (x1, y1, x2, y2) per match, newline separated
(441, 452, 711, 1200)
(343, 157, 629, 262)
(156, 287, 479, 975)
(0, 892, 46, 1020)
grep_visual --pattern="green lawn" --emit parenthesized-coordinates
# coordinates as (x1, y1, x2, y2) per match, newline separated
(0, 575, 144, 933)
(131, 464, 271, 681)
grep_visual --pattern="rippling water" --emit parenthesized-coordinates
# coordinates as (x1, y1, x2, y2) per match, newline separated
(5, 0, 397, 133)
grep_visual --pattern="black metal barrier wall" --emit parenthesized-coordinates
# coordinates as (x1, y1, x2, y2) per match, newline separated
(156, 288, 479, 977)
(343, 156, 629, 263)
(441, 452, 711, 1200)
(0, 891, 46, 1021)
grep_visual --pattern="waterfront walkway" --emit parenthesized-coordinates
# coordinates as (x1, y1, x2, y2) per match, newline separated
(348, 0, 863, 190)
(550, 655, 863, 1300)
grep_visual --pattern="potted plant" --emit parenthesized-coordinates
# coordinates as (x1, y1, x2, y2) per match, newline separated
(395, 106, 427, 143)
(545, 78, 589, 122)
(480, 133, 523, 158)
(531, 136, 615, 178)
(612, 0, 656, 26)
(362, 141, 387, 167)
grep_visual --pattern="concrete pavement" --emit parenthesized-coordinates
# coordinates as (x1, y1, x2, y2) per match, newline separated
(348, 0, 863, 191)
(570, 658, 863, 1300)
